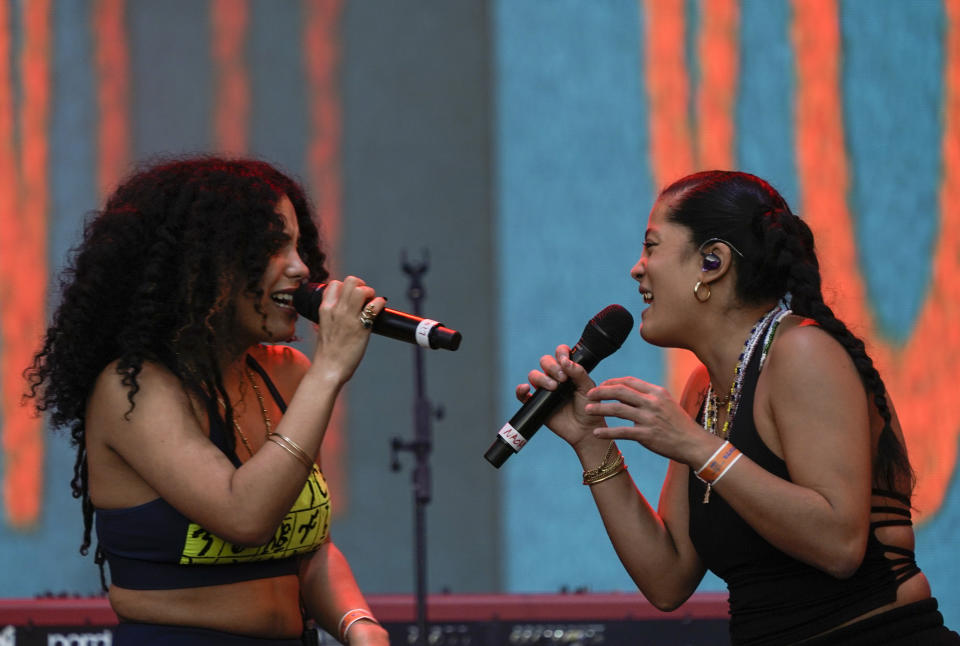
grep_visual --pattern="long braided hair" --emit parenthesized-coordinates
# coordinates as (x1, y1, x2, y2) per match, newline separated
(661, 170, 914, 496)
(25, 156, 329, 568)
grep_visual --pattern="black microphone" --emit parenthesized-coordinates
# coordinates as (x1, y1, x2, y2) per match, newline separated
(292, 282, 462, 351)
(484, 305, 634, 468)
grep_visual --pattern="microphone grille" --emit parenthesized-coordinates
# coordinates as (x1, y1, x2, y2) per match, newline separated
(580, 304, 634, 360)
(292, 283, 324, 324)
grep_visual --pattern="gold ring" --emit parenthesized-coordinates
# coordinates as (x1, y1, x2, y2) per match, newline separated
(359, 311, 375, 329)
(362, 303, 377, 317)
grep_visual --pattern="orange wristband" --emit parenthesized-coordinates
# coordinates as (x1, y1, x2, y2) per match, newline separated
(695, 441, 742, 484)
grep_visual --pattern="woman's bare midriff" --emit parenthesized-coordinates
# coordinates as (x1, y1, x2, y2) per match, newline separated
(108, 574, 304, 638)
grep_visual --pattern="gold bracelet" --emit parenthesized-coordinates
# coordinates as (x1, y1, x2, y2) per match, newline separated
(585, 461, 628, 485)
(582, 442, 628, 485)
(583, 454, 626, 485)
(582, 441, 617, 480)
(266, 435, 314, 471)
(268, 432, 313, 464)
(268, 432, 314, 467)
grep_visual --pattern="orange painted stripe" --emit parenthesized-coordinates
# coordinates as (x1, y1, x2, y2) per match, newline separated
(0, 0, 16, 253)
(303, 0, 346, 512)
(212, 0, 249, 154)
(790, 0, 868, 324)
(696, 0, 739, 170)
(0, 0, 22, 527)
(648, 0, 740, 399)
(94, 0, 130, 200)
(792, 0, 960, 520)
(661, 0, 743, 400)
(1, 0, 50, 528)
(643, 0, 702, 399)
(644, 0, 695, 189)
(894, 0, 960, 518)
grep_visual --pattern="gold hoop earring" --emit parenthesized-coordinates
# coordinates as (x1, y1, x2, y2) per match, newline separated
(694, 280, 711, 302)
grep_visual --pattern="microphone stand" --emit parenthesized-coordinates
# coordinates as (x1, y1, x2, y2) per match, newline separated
(390, 250, 443, 646)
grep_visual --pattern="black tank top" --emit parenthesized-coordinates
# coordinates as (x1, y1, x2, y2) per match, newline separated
(688, 325, 920, 645)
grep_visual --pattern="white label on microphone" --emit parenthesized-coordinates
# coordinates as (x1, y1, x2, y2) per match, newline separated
(415, 319, 440, 348)
(498, 423, 527, 451)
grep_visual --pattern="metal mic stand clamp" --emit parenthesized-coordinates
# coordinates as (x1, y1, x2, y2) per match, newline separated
(390, 249, 445, 646)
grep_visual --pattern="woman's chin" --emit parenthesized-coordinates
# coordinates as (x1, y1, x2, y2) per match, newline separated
(266, 326, 297, 343)
(638, 322, 670, 348)
(637, 320, 653, 343)
(638, 323, 653, 343)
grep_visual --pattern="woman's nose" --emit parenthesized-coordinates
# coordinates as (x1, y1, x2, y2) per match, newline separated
(287, 252, 309, 280)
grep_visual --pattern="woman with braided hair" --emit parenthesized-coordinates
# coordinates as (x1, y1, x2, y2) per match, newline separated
(519, 170, 958, 644)
(27, 157, 390, 645)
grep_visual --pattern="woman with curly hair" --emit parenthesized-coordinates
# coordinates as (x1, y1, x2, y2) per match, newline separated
(519, 171, 959, 645)
(27, 157, 390, 645)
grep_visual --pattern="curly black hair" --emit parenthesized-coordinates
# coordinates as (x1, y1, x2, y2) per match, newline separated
(661, 170, 915, 497)
(25, 156, 329, 564)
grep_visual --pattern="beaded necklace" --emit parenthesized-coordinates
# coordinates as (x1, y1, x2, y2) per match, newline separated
(703, 305, 791, 440)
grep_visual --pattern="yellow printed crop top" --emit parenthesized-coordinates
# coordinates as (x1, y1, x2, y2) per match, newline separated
(95, 355, 330, 590)
(179, 465, 328, 566)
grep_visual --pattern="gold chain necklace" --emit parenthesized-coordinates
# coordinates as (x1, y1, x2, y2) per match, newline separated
(217, 396, 255, 458)
(216, 358, 272, 459)
(244, 364, 273, 435)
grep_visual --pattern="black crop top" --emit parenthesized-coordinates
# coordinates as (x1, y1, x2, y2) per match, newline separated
(688, 325, 920, 645)
(96, 355, 331, 590)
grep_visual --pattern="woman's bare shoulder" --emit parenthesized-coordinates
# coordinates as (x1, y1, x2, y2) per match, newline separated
(249, 344, 311, 397)
(89, 358, 191, 413)
(766, 315, 853, 372)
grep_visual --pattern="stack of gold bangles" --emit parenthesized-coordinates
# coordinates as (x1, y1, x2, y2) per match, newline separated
(582, 441, 628, 485)
(266, 432, 315, 471)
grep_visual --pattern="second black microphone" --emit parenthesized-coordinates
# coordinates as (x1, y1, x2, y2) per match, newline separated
(292, 282, 462, 351)
(484, 304, 634, 468)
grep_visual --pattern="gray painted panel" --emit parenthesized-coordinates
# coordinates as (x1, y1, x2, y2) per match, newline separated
(339, 0, 497, 593)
